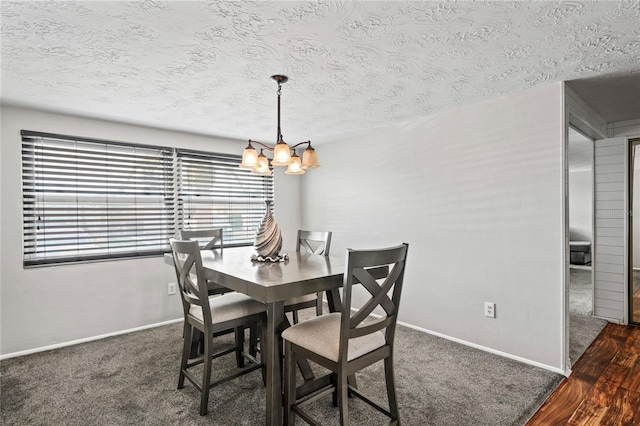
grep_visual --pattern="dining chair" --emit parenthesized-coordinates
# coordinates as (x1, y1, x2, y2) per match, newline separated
(170, 238, 267, 416)
(179, 228, 255, 366)
(282, 243, 409, 425)
(284, 230, 333, 324)
(179, 228, 232, 296)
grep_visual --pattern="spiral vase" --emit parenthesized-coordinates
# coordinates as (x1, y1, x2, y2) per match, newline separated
(254, 200, 282, 259)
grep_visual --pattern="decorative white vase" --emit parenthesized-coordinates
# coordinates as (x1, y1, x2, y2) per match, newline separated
(254, 200, 282, 259)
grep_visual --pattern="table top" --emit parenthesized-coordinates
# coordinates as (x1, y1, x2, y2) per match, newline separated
(198, 246, 346, 304)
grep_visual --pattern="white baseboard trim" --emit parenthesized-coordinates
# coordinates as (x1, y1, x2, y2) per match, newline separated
(3, 312, 568, 376)
(0, 318, 183, 361)
(396, 319, 567, 376)
(591, 314, 620, 324)
(352, 307, 566, 375)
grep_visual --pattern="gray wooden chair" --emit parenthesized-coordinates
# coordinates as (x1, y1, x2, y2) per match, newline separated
(170, 239, 266, 416)
(179, 228, 232, 296)
(282, 243, 409, 425)
(284, 230, 332, 323)
(180, 228, 254, 365)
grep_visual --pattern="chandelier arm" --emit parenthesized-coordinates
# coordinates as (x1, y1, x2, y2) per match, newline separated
(248, 140, 275, 151)
(289, 141, 312, 149)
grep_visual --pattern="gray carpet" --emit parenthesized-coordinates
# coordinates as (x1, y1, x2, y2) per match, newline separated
(569, 267, 607, 365)
(1, 316, 564, 426)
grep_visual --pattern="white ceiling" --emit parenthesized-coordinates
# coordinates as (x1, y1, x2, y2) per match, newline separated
(1, 1, 639, 146)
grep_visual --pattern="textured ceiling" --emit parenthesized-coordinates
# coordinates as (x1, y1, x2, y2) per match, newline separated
(1, 1, 639, 146)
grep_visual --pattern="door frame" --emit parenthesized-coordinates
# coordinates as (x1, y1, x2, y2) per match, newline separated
(564, 84, 608, 374)
(627, 138, 640, 325)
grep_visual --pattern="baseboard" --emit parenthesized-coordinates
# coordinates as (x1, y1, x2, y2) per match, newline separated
(591, 315, 621, 324)
(0, 318, 183, 360)
(3, 311, 568, 376)
(396, 320, 567, 376)
(351, 306, 566, 375)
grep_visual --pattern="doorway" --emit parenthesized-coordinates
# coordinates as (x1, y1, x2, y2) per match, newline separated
(627, 138, 640, 325)
(568, 126, 606, 365)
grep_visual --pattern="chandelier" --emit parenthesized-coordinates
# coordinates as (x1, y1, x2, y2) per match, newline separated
(239, 75, 320, 175)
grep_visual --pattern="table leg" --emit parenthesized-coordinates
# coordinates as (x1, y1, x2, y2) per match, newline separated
(326, 288, 342, 312)
(265, 301, 284, 426)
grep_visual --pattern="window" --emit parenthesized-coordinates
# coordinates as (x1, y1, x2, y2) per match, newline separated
(21, 131, 274, 267)
(177, 149, 274, 245)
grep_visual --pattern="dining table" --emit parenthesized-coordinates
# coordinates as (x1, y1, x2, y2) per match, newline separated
(172, 245, 347, 426)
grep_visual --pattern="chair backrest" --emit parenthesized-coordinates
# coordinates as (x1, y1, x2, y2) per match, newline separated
(296, 230, 332, 256)
(180, 228, 223, 251)
(339, 243, 409, 351)
(169, 238, 212, 323)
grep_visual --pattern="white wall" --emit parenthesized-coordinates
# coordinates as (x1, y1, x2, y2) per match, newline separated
(592, 137, 627, 322)
(569, 169, 593, 242)
(301, 83, 565, 371)
(0, 106, 300, 356)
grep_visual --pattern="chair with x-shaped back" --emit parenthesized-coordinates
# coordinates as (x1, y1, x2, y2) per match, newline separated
(282, 243, 409, 425)
(179, 228, 232, 296)
(170, 238, 266, 416)
(284, 230, 332, 324)
(179, 228, 255, 367)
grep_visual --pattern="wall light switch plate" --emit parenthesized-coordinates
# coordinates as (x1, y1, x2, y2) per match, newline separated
(168, 282, 177, 295)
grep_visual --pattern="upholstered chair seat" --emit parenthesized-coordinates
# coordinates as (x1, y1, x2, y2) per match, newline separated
(282, 313, 385, 362)
(189, 293, 266, 325)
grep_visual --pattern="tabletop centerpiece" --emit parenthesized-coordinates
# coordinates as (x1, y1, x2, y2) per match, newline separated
(252, 200, 288, 262)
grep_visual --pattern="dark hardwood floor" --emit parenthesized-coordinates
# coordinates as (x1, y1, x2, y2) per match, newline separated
(527, 323, 640, 425)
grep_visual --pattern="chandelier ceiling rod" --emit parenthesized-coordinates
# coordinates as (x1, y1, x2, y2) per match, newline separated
(274, 74, 286, 144)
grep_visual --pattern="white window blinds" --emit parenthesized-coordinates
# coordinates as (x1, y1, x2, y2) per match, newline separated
(177, 149, 274, 245)
(21, 131, 274, 267)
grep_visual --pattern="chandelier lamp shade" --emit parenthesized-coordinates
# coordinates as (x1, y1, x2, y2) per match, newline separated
(239, 75, 320, 175)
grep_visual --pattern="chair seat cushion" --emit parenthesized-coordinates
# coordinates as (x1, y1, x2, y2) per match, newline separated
(189, 293, 265, 324)
(282, 313, 386, 362)
(284, 293, 317, 306)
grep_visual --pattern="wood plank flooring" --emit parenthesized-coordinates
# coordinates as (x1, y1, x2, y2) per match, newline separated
(526, 323, 640, 425)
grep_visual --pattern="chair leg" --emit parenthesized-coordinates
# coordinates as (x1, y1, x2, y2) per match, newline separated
(316, 292, 323, 316)
(193, 330, 204, 358)
(337, 370, 349, 426)
(200, 332, 213, 416)
(384, 355, 400, 423)
(331, 373, 338, 407)
(283, 341, 297, 426)
(249, 322, 258, 358)
(178, 321, 192, 389)
(235, 326, 245, 368)
(292, 309, 300, 324)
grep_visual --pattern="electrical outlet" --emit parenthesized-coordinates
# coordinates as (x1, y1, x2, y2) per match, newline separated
(484, 302, 495, 318)
(168, 282, 177, 295)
